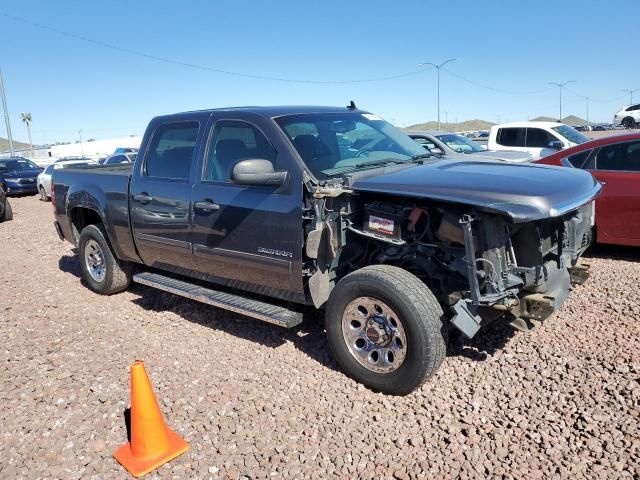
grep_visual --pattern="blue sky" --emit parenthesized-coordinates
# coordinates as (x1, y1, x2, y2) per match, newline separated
(1, 0, 639, 144)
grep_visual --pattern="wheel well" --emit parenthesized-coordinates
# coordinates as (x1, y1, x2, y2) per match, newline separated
(70, 207, 102, 239)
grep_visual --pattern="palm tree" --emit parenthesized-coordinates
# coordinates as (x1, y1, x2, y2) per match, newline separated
(20, 112, 33, 158)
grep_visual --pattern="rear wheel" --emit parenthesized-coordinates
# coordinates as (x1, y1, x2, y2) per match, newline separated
(2, 200, 12, 221)
(622, 117, 636, 129)
(78, 224, 131, 294)
(326, 265, 447, 395)
(39, 186, 49, 202)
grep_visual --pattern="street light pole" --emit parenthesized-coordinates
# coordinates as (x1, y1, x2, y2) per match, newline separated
(549, 80, 576, 122)
(0, 67, 15, 157)
(622, 88, 639, 105)
(419, 58, 457, 130)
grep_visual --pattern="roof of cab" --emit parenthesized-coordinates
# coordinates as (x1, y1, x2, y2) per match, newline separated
(154, 105, 367, 121)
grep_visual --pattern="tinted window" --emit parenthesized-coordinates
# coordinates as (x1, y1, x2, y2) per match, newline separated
(626, 104, 640, 111)
(566, 150, 591, 168)
(44, 164, 55, 174)
(203, 120, 276, 182)
(145, 122, 199, 180)
(596, 140, 640, 171)
(496, 128, 524, 147)
(526, 128, 557, 148)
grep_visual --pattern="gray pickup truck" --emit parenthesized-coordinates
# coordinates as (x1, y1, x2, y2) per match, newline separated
(52, 105, 600, 394)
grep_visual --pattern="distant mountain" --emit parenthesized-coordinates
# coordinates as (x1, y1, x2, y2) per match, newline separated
(403, 119, 495, 132)
(530, 115, 590, 126)
(0, 137, 30, 153)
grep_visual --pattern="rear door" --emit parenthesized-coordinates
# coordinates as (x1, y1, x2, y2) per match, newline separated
(494, 127, 528, 154)
(590, 139, 640, 245)
(130, 119, 203, 270)
(189, 113, 305, 301)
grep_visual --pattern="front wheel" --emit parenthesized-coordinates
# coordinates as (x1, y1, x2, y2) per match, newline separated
(622, 117, 636, 129)
(326, 265, 447, 395)
(78, 224, 131, 294)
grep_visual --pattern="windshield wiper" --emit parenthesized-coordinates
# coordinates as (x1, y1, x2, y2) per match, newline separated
(410, 153, 434, 161)
(354, 158, 412, 168)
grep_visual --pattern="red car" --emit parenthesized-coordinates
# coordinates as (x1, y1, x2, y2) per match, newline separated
(536, 132, 640, 247)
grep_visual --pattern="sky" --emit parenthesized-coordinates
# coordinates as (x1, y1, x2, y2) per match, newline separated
(1, 0, 639, 144)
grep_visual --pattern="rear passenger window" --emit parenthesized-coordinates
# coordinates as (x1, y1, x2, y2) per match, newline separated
(496, 128, 523, 147)
(203, 120, 277, 182)
(145, 122, 199, 180)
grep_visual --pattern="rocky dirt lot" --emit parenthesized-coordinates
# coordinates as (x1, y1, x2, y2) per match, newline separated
(1, 195, 639, 480)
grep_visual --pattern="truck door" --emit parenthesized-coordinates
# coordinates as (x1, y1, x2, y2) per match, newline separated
(189, 114, 305, 302)
(130, 119, 202, 270)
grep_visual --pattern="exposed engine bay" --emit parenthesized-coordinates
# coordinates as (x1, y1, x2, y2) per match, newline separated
(304, 183, 594, 338)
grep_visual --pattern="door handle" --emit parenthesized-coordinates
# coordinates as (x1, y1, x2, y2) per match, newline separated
(194, 200, 220, 212)
(133, 193, 153, 203)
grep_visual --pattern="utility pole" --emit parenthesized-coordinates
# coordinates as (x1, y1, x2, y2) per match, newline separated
(419, 58, 457, 130)
(78, 129, 84, 157)
(582, 96, 590, 124)
(622, 88, 639, 105)
(549, 80, 576, 121)
(0, 67, 15, 156)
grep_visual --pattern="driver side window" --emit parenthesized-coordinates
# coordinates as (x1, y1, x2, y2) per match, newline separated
(203, 120, 277, 182)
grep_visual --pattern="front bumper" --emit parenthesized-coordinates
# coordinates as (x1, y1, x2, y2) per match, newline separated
(4, 180, 38, 195)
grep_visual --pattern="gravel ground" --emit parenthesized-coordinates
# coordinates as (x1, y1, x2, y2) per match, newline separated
(1, 195, 639, 480)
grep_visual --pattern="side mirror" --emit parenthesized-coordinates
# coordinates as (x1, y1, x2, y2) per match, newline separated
(548, 140, 563, 150)
(429, 147, 445, 156)
(232, 159, 287, 186)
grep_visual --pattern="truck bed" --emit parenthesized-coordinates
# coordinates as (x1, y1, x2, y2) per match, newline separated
(52, 164, 139, 262)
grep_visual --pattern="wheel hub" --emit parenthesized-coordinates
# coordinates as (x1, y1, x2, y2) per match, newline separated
(84, 239, 106, 282)
(341, 297, 407, 374)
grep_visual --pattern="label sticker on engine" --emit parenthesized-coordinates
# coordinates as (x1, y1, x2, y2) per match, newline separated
(368, 215, 394, 235)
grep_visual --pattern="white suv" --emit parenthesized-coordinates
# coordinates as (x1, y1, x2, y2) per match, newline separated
(613, 104, 640, 129)
(487, 121, 590, 160)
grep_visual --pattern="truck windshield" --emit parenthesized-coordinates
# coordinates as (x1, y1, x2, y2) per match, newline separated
(551, 125, 589, 145)
(275, 112, 426, 178)
(435, 134, 485, 153)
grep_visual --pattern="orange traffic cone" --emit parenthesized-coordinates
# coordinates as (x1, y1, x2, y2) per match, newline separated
(113, 360, 189, 477)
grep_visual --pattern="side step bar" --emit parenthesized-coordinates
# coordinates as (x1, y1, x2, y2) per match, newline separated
(133, 272, 303, 329)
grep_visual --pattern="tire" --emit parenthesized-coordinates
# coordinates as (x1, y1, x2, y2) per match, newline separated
(39, 185, 49, 202)
(2, 200, 12, 221)
(78, 224, 131, 294)
(622, 117, 636, 129)
(325, 265, 447, 395)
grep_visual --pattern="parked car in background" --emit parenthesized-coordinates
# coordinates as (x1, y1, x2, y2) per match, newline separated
(0, 184, 12, 222)
(102, 152, 136, 166)
(536, 132, 640, 247)
(37, 158, 96, 201)
(0, 157, 43, 196)
(113, 147, 139, 154)
(407, 131, 533, 162)
(488, 121, 590, 159)
(613, 104, 640, 129)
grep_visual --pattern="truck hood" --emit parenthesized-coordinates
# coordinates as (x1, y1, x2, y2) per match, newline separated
(349, 159, 601, 222)
(1, 168, 43, 179)
(466, 150, 533, 163)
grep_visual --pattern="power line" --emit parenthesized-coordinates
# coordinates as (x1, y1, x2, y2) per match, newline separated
(3, 13, 427, 85)
(441, 67, 553, 95)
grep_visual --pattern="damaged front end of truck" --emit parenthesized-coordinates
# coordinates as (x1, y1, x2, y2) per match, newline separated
(303, 165, 600, 339)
